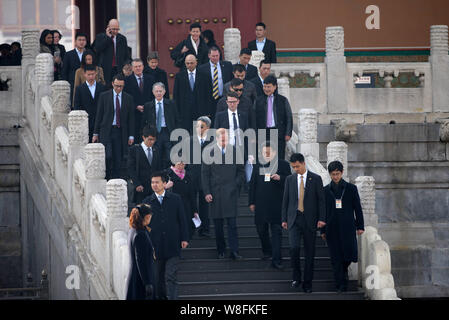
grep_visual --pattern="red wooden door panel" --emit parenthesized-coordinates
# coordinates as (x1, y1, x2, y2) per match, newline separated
(154, 0, 233, 94)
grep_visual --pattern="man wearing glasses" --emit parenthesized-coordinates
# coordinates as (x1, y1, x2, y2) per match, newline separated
(93, 74, 135, 180)
(94, 19, 131, 84)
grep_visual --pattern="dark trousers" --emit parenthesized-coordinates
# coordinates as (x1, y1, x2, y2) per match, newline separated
(214, 217, 239, 254)
(155, 127, 172, 168)
(330, 258, 351, 290)
(256, 222, 282, 264)
(196, 189, 210, 234)
(155, 256, 179, 300)
(288, 212, 316, 288)
(105, 127, 122, 180)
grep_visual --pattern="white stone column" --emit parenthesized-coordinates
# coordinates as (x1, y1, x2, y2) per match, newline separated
(224, 28, 241, 64)
(325, 26, 348, 113)
(298, 108, 319, 159)
(327, 141, 348, 181)
(106, 179, 129, 287)
(355, 176, 378, 286)
(277, 77, 290, 101)
(68, 110, 89, 215)
(430, 25, 449, 112)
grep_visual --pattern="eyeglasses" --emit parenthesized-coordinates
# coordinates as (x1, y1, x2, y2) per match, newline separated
(232, 88, 244, 92)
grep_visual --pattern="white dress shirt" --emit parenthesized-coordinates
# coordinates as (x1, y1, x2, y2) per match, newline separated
(86, 81, 96, 99)
(75, 48, 84, 62)
(297, 170, 308, 192)
(227, 109, 241, 146)
(190, 36, 199, 55)
(141, 142, 153, 162)
(188, 69, 197, 82)
(256, 38, 266, 52)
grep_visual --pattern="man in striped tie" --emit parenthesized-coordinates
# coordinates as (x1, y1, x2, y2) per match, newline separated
(197, 47, 233, 124)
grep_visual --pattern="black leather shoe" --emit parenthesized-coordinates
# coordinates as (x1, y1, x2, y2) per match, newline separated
(261, 254, 271, 261)
(217, 253, 225, 259)
(291, 281, 301, 288)
(303, 287, 312, 293)
(230, 252, 243, 260)
(271, 262, 284, 270)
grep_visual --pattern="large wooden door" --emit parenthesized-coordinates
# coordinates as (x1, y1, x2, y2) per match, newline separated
(154, 0, 233, 94)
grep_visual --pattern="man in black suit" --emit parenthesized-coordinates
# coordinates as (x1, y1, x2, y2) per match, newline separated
(142, 82, 179, 169)
(237, 48, 258, 81)
(282, 153, 326, 293)
(188, 116, 212, 237)
(197, 46, 233, 122)
(322, 161, 364, 292)
(249, 142, 291, 269)
(93, 19, 131, 83)
(62, 32, 87, 106)
(171, 22, 209, 70)
(224, 64, 258, 104)
(143, 172, 189, 300)
(73, 64, 106, 142)
(248, 22, 277, 63)
(144, 52, 170, 99)
(173, 54, 205, 133)
(249, 60, 271, 97)
(124, 58, 156, 143)
(202, 128, 246, 260)
(93, 74, 135, 180)
(255, 75, 293, 160)
(219, 78, 255, 129)
(127, 126, 162, 205)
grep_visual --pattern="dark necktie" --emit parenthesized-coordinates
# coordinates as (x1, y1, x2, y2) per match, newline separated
(232, 112, 239, 145)
(147, 147, 153, 165)
(115, 94, 121, 128)
(189, 72, 195, 91)
(156, 102, 163, 133)
(138, 77, 143, 92)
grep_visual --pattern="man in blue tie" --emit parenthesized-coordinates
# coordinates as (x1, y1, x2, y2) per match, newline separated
(143, 172, 189, 300)
(142, 82, 179, 168)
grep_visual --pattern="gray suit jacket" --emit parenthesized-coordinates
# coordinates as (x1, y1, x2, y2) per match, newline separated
(282, 170, 326, 231)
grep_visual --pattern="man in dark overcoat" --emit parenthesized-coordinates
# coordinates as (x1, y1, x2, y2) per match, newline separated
(321, 161, 365, 292)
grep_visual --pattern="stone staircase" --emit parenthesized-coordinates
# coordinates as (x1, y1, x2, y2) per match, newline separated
(178, 192, 366, 300)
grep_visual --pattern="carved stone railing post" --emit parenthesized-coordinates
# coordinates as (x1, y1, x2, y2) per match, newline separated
(106, 179, 129, 289)
(68, 110, 89, 214)
(325, 26, 348, 113)
(277, 77, 290, 101)
(430, 25, 449, 112)
(82, 143, 107, 246)
(224, 28, 241, 64)
(21, 29, 40, 123)
(298, 108, 319, 159)
(327, 141, 348, 181)
(249, 50, 265, 74)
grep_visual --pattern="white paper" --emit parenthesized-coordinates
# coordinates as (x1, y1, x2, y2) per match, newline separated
(192, 216, 202, 228)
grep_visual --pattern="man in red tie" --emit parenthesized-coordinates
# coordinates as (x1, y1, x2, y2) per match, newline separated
(93, 19, 131, 85)
(93, 74, 135, 180)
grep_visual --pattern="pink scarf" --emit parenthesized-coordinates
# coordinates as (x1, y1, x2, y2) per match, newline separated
(171, 166, 185, 180)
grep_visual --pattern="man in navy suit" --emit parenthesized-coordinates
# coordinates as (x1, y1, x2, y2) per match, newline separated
(197, 47, 233, 123)
(62, 32, 87, 106)
(73, 64, 106, 142)
(124, 58, 156, 143)
(248, 22, 277, 63)
(249, 60, 272, 97)
(143, 172, 189, 300)
(282, 153, 326, 293)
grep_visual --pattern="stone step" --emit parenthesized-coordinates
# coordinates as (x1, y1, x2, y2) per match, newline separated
(178, 268, 336, 282)
(182, 245, 329, 260)
(178, 257, 332, 271)
(178, 279, 359, 296)
(179, 290, 366, 300)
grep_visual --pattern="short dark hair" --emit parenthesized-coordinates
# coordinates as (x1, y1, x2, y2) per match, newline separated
(259, 59, 270, 68)
(112, 74, 125, 82)
(226, 91, 240, 100)
(240, 48, 252, 56)
(142, 125, 157, 138)
(233, 64, 246, 73)
(328, 161, 344, 173)
(230, 78, 244, 88)
(263, 75, 277, 86)
(84, 64, 96, 72)
(190, 22, 202, 31)
(256, 22, 266, 29)
(208, 46, 220, 54)
(290, 153, 305, 163)
(75, 32, 88, 41)
(151, 171, 167, 183)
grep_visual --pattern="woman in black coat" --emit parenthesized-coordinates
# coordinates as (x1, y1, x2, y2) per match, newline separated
(126, 204, 156, 300)
(321, 161, 365, 292)
(202, 29, 223, 60)
(248, 143, 291, 267)
(144, 52, 170, 99)
(165, 162, 198, 240)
